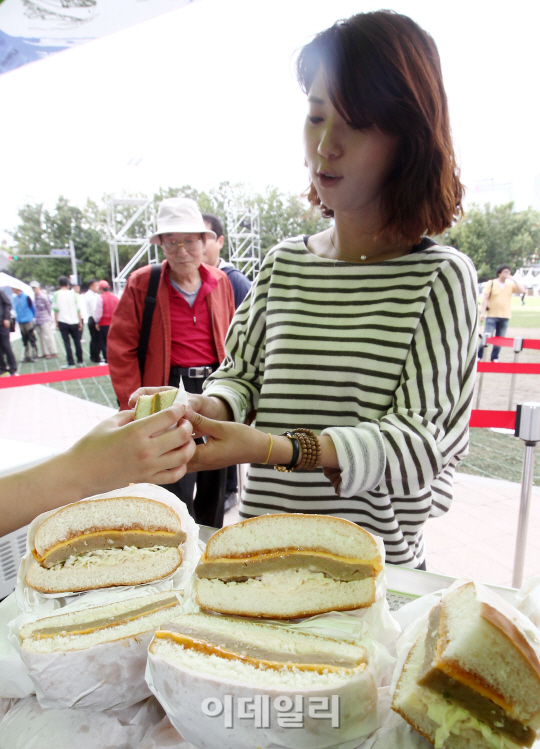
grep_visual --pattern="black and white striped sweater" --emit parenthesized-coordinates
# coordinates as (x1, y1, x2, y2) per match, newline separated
(205, 236, 478, 567)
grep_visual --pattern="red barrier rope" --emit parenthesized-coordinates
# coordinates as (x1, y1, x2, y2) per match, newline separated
(469, 409, 516, 429)
(486, 336, 540, 350)
(477, 362, 540, 374)
(0, 365, 109, 389)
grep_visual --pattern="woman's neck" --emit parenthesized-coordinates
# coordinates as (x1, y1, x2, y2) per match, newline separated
(308, 213, 411, 263)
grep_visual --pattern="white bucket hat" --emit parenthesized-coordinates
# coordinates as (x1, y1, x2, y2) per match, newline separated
(149, 198, 216, 245)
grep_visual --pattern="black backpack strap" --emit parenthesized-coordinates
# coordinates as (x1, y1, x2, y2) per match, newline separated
(138, 263, 162, 380)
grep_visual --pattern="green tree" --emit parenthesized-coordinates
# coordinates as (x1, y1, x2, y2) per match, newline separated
(9, 197, 110, 287)
(438, 203, 540, 281)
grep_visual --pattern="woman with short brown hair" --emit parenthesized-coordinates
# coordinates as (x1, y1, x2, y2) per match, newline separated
(138, 11, 478, 569)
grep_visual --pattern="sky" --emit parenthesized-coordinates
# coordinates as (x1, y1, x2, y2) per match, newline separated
(1, 0, 539, 244)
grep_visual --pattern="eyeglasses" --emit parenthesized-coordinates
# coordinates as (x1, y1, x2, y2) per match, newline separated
(162, 235, 201, 251)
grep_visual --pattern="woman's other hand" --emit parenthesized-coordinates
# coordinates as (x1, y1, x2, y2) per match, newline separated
(185, 408, 267, 471)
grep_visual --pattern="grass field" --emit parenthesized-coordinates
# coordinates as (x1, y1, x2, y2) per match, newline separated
(501, 295, 540, 329)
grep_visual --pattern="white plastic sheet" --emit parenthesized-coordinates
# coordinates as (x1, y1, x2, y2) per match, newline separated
(0, 594, 34, 698)
(0, 695, 164, 749)
(139, 715, 197, 749)
(16, 483, 200, 614)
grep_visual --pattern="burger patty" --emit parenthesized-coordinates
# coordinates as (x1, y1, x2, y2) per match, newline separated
(196, 551, 377, 582)
(36, 529, 186, 568)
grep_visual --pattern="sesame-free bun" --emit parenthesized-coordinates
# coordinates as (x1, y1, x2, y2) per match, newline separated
(26, 496, 185, 594)
(196, 513, 381, 618)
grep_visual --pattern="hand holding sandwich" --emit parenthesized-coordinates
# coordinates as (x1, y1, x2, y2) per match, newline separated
(0, 403, 195, 536)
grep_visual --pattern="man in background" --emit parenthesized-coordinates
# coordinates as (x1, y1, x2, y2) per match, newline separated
(202, 214, 251, 308)
(11, 285, 38, 363)
(94, 280, 118, 363)
(53, 276, 84, 369)
(84, 278, 102, 363)
(0, 287, 17, 376)
(108, 198, 235, 527)
(202, 213, 252, 511)
(478, 264, 525, 362)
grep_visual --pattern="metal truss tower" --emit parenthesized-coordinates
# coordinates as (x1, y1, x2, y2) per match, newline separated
(106, 197, 157, 295)
(226, 206, 261, 280)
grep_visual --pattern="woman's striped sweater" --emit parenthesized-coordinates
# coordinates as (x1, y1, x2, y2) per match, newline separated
(205, 236, 478, 567)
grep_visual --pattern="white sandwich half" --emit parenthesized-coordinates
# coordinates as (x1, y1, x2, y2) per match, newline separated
(150, 611, 368, 686)
(196, 513, 382, 618)
(26, 496, 186, 594)
(392, 582, 540, 749)
(134, 383, 187, 420)
(20, 591, 184, 653)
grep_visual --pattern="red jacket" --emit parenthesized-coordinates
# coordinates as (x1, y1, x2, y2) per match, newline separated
(107, 261, 235, 410)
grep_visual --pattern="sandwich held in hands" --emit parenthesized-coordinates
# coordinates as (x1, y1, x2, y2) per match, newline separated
(26, 496, 186, 594)
(196, 513, 382, 618)
(134, 382, 187, 420)
(392, 582, 540, 749)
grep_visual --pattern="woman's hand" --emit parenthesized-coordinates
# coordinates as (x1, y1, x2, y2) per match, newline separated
(185, 408, 269, 472)
(69, 403, 196, 490)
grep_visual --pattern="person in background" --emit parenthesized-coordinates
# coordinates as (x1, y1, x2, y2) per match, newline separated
(30, 280, 57, 359)
(202, 214, 252, 309)
(94, 280, 119, 363)
(478, 264, 526, 361)
(53, 275, 84, 369)
(107, 197, 235, 527)
(11, 285, 38, 362)
(202, 212, 252, 511)
(0, 287, 17, 377)
(84, 278, 102, 363)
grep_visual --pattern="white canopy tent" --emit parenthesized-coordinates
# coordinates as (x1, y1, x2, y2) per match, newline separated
(0, 271, 34, 298)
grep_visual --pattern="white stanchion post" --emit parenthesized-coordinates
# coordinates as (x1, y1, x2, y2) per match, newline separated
(512, 402, 540, 588)
(475, 331, 488, 409)
(507, 337, 523, 411)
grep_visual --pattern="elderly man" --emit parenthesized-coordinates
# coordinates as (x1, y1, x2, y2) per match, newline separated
(107, 197, 235, 526)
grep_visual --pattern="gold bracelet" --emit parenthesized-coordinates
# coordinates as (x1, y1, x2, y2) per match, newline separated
(292, 428, 321, 471)
(263, 433, 274, 465)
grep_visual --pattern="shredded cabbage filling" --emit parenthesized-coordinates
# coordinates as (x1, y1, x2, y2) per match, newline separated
(50, 545, 170, 571)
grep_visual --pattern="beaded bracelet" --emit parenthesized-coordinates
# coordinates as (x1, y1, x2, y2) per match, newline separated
(274, 431, 300, 472)
(292, 428, 321, 471)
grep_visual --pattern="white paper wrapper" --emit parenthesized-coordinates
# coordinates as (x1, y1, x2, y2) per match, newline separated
(146, 645, 378, 749)
(0, 594, 34, 699)
(0, 694, 164, 749)
(16, 483, 200, 614)
(8, 588, 184, 711)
